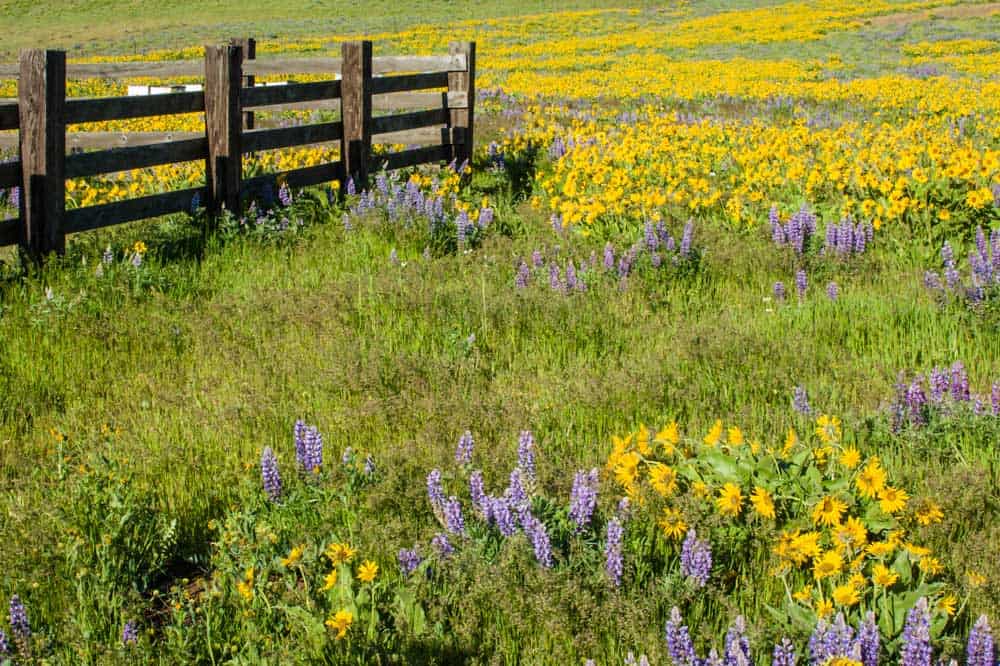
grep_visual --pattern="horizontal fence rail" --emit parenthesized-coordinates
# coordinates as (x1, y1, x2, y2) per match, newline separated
(0, 38, 475, 259)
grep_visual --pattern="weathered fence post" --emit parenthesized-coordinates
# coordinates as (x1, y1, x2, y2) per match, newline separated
(18, 49, 66, 258)
(230, 37, 256, 130)
(204, 44, 243, 215)
(340, 40, 372, 192)
(448, 41, 475, 168)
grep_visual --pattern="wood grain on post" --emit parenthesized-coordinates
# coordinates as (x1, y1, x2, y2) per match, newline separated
(447, 41, 475, 167)
(230, 37, 256, 130)
(340, 41, 372, 193)
(18, 49, 66, 258)
(204, 44, 243, 216)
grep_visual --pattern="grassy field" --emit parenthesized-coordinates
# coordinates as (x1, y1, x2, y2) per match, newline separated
(1, 1, 999, 664)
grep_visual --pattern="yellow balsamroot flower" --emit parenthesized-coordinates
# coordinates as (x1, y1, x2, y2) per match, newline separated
(872, 563, 899, 588)
(727, 426, 745, 446)
(321, 569, 338, 591)
(816, 598, 834, 619)
(281, 545, 305, 567)
(812, 496, 847, 527)
(358, 560, 379, 583)
(813, 550, 843, 581)
(815, 415, 842, 443)
(903, 543, 931, 558)
(655, 422, 680, 453)
(838, 447, 861, 469)
(635, 426, 653, 456)
(827, 659, 861, 666)
(937, 594, 958, 616)
(692, 481, 711, 498)
(236, 567, 254, 602)
(832, 583, 860, 607)
(750, 486, 775, 519)
(967, 571, 987, 588)
(703, 420, 723, 447)
(919, 557, 944, 576)
(837, 516, 867, 546)
(914, 500, 944, 526)
(856, 458, 887, 499)
(133, 241, 147, 255)
(715, 482, 743, 517)
(326, 543, 356, 566)
(649, 463, 678, 497)
(781, 428, 799, 458)
(878, 486, 909, 514)
(325, 609, 353, 640)
(793, 585, 813, 604)
(658, 507, 688, 540)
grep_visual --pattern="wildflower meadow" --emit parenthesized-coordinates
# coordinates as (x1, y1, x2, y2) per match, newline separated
(1, 0, 999, 664)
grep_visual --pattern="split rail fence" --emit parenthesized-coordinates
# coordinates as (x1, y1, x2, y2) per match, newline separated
(0, 38, 476, 258)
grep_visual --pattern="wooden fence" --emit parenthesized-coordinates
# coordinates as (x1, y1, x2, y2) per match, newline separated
(0, 38, 476, 258)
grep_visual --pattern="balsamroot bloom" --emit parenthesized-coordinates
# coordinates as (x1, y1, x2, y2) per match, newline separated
(260, 447, 282, 502)
(680, 529, 712, 588)
(604, 518, 624, 587)
(901, 598, 932, 666)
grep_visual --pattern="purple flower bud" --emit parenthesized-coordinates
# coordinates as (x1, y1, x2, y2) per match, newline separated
(724, 615, 751, 666)
(522, 513, 553, 567)
(858, 611, 880, 666)
(796, 270, 808, 300)
(427, 469, 445, 514)
(517, 430, 536, 485)
(923, 271, 942, 291)
(793, 385, 812, 414)
(568, 468, 599, 530)
(680, 529, 712, 588)
(532, 249, 544, 268)
(774, 281, 786, 302)
(773, 639, 797, 666)
(398, 547, 422, 576)
(665, 607, 699, 666)
(603, 243, 615, 270)
(604, 518, 624, 587)
(680, 220, 694, 257)
(515, 261, 530, 289)
(491, 496, 518, 536)
(901, 598, 932, 666)
(122, 620, 139, 646)
(455, 430, 474, 465)
(827, 281, 839, 301)
(951, 361, 970, 402)
(9, 595, 30, 641)
(967, 615, 994, 666)
(431, 533, 453, 557)
(260, 447, 282, 502)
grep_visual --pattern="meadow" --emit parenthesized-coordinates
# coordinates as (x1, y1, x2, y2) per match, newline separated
(0, 0, 999, 664)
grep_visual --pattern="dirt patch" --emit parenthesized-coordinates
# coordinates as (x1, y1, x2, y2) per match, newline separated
(867, 2, 1000, 28)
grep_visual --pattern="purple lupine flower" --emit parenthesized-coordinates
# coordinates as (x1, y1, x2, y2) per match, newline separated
(515, 261, 530, 289)
(427, 469, 445, 514)
(810, 614, 857, 666)
(616, 496, 631, 521)
(680, 220, 694, 257)
(9, 595, 29, 641)
(131, 252, 143, 268)
(456, 210, 471, 246)
(122, 620, 139, 646)
(651, 252, 662, 268)
(991, 383, 999, 416)
(548, 263, 562, 291)
(260, 447, 282, 502)
(505, 469, 531, 525)
(603, 243, 615, 271)
(771, 206, 786, 245)
(522, 513, 553, 567)
(773, 639, 797, 666)
(431, 533, 453, 557)
(517, 430, 536, 486)
(645, 221, 659, 251)
(793, 385, 812, 414)
(680, 529, 712, 588)
(724, 615, 752, 666)
(604, 518, 624, 587)
(469, 470, 486, 515)
(950, 361, 970, 402)
(491, 496, 518, 536)
(774, 281, 786, 302)
(303, 425, 323, 473)
(665, 607, 699, 666)
(568, 468, 599, 530)
(364, 455, 376, 476)
(455, 430, 474, 465)
(906, 379, 928, 425)
(827, 281, 839, 301)
(796, 270, 808, 300)
(278, 182, 293, 207)
(398, 547, 422, 576)
(706, 649, 725, 666)
(478, 207, 494, 228)
(565, 260, 578, 291)
(923, 271, 942, 291)
(901, 598, 932, 666)
(552, 214, 564, 235)
(854, 222, 868, 253)
(967, 615, 994, 666)
(294, 420, 307, 467)
(531, 249, 544, 268)
(858, 611, 880, 666)
(929, 367, 949, 403)
(0, 629, 7, 654)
